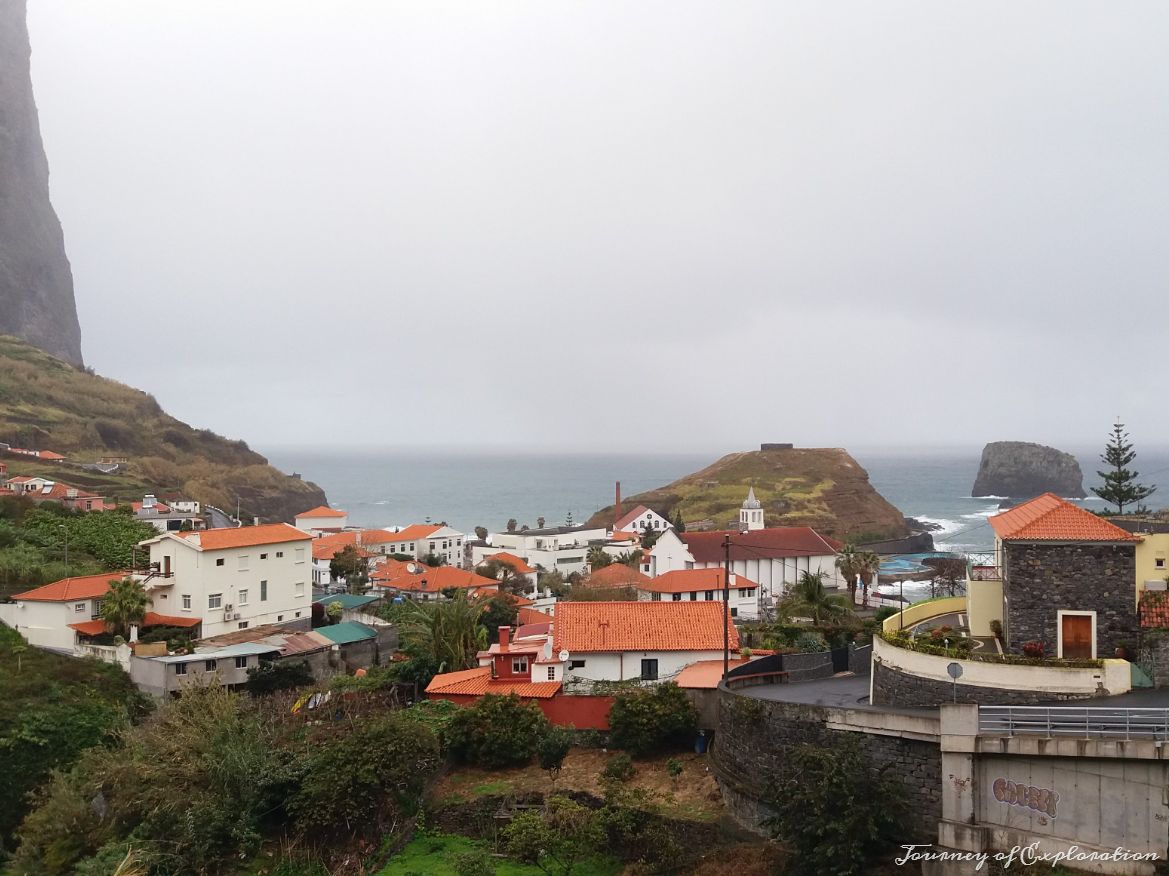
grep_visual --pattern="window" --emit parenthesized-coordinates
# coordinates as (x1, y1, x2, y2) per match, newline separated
(295, 548, 305, 563)
(276, 551, 284, 558)
(238, 621, 249, 629)
(672, 593, 682, 601)
(260, 580, 268, 601)
(74, 602, 86, 613)
(738, 588, 752, 598)
(512, 656, 529, 674)
(409, 543, 415, 551)
(216, 558, 225, 567)
(689, 591, 698, 601)
(652, 592, 662, 601)
(205, 659, 217, 671)
(294, 611, 301, 618)
(568, 659, 586, 670)
(238, 555, 249, 570)
(640, 658, 659, 681)
(239, 589, 249, 604)
(208, 593, 222, 609)
(182, 594, 191, 610)
(175, 663, 188, 676)
(731, 607, 738, 618)
(277, 614, 283, 622)
(704, 590, 714, 601)
(1158, 558, 1166, 569)
(546, 666, 556, 680)
(235, 656, 248, 668)
(260, 553, 268, 560)
(295, 581, 305, 596)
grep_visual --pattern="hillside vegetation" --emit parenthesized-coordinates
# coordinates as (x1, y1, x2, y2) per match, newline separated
(588, 447, 909, 541)
(0, 335, 325, 520)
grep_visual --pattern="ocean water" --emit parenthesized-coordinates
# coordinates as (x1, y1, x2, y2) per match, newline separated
(264, 446, 1169, 555)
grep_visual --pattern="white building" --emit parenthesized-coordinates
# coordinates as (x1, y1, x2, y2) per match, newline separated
(613, 504, 673, 535)
(355, 524, 466, 568)
(647, 491, 843, 604)
(139, 523, 315, 637)
(293, 505, 349, 533)
(0, 573, 121, 650)
(471, 524, 614, 577)
(476, 551, 539, 590)
(132, 494, 204, 533)
(633, 568, 760, 621)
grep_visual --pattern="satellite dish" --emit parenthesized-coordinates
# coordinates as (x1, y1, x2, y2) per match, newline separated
(558, 650, 570, 663)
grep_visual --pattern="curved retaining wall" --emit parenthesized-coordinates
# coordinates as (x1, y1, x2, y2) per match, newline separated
(871, 636, 1130, 708)
(712, 687, 942, 841)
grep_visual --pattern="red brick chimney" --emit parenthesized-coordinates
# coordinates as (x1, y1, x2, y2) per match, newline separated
(499, 626, 510, 652)
(614, 481, 622, 530)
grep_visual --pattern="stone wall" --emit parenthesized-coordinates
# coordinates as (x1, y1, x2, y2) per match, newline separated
(712, 689, 941, 841)
(849, 644, 872, 675)
(1004, 542, 1137, 656)
(871, 662, 1096, 708)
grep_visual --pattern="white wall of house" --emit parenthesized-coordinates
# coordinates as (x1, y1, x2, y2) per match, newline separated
(620, 508, 673, 533)
(420, 526, 465, 567)
(0, 600, 85, 650)
(563, 649, 726, 684)
(635, 585, 758, 620)
(145, 537, 312, 637)
(295, 513, 349, 532)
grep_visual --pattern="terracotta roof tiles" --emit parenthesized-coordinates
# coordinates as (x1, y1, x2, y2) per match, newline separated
(989, 493, 1139, 542)
(174, 523, 312, 551)
(553, 601, 738, 653)
(295, 506, 347, 519)
(640, 568, 757, 595)
(14, 572, 126, 602)
(680, 527, 843, 563)
(425, 666, 562, 699)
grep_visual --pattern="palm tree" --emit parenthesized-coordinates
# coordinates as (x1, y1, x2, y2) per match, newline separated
(614, 550, 642, 569)
(586, 545, 613, 570)
(101, 577, 151, 639)
(856, 551, 881, 607)
(779, 571, 851, 625)
(834, 544, 861, 605)
(399, 591, 488, 673)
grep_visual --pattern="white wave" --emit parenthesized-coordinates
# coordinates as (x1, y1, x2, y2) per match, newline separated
(962, 495, 1007, 500)
(1081, 496, 1106, 502)
(961, 507, 998, 521)
(373, 500, 389, 505)
(909, 515, 964, 534)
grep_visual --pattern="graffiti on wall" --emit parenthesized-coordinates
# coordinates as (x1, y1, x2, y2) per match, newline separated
(992, 777, 1059, 818)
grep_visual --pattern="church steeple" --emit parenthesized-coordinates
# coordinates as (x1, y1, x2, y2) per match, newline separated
(740, 487, 764, 531)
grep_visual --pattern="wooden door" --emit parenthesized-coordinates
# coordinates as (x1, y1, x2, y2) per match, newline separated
(1061, 614, 1093, 659)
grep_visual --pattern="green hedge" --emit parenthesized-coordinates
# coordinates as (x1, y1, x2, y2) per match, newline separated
(878, 630, 1103, 669)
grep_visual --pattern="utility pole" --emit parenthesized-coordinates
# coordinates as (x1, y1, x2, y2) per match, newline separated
(723, 534, 731, 682)
(59, 524, 69, 572)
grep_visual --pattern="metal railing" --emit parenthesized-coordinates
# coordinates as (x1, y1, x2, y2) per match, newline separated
(979, 705, 1169, 740)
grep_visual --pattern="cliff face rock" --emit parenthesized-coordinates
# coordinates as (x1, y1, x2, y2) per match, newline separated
(586, 446, 909, 541)
(0, 0, 84, 365)
(972, 441, 1085, 499)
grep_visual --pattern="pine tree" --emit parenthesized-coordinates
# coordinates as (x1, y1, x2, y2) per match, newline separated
(1093, 421, 1156, 514)
(672, 510, 686, 533)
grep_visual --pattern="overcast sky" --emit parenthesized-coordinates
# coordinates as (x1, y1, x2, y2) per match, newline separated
(26, 1, 1169, 453)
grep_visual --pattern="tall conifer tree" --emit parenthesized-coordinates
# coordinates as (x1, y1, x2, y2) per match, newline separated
(1093, 421, 1155, 514)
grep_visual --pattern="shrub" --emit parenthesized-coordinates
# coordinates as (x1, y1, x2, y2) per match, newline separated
(504, 796, 604, 876)
(792, 631, 828, 653)
(666, 757, 683, 780)
(927, 625, 954, 642)
(447, 693, 551, 768)
(608, 683, 698, 756)
(989, 619, 1004, 639)
(601, 752, 635, 783)
(451, 849, 495, 876)
(766, 737, 904, 875)
(1022, 641, 1046, 658)
(874, 606, 898, 623)
(538, 725, 573, 785)
(290, 711, 441, 838)
(245, 660, 314, 696)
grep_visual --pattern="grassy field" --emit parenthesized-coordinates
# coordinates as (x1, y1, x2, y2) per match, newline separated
(379, 833, 620, 876)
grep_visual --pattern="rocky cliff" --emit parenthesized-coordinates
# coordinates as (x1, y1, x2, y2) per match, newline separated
(0, 0, 84, 365)
(0, 335, 325, 521)
(586, 446, 910, 541)
(972, 441, 1085, 499)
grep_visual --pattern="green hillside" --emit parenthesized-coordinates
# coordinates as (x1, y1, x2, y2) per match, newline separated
(588, 446, 910, 541)
(0, 335, 325, 520)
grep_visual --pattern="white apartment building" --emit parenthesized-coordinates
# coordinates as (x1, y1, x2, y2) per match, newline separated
(471, 525, 612, 577)
(294, 505, 349, 533)
(359, 524, 466, 568)
(139, 523, 314, 637)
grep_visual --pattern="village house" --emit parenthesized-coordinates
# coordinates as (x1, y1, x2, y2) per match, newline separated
(613, 504, 673, 535)
(632, 567, 760, 620)
(2, 475, 111, 512)
(0, 572, 200, 652)
(293, 505, 349, 533)
(370, 564, 499, 601)
(353, 523, 467, 568)
(131, 494, 205, 533)
(476, 551, 539, 590)
(138, 523, 315, 637)
(647, 491, 843, 603)
(582, 563, 652, 592)
(472, 524, 631, 577)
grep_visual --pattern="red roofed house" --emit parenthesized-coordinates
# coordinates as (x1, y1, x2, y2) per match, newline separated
(613, 504, 673, 535)
(0, 573, 199, 651)
(372, 564, 499, 602)
(647, 490, 844, 611)
(138, 523, 315, 637)
(4, 476, 111, 512)
(356, 524, 467, 569)
(294, 505, 349, 533)
(477, 551, 538, 590)
(634, 568, 760, 620)
(966, 493, 1140, 658)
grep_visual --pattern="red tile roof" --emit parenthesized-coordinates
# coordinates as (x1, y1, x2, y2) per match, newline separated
(370, 558, 428, 580)
(426, 666, 562, 699)
(680, 527, 843, 563)
(553, 601, 738, 653)
(376, 565, 499, 593)
(989, 493, 1139, 542)
(175, 523, 312, 550)
(640, 568, 758, 595)
(674, 656, 757, 689)
(37, 450, 66, 461)
(481, 551, 537, 575)
(1140, 590, 1169, 628)
(67, 619, 109, 636)
(383, 523, 442, 543)
(614, 505, 652, 531)
(295, 505, 347, 519)
(68, 611, 203, 635)
(585, 564, 651, 589)
(517, 606, 552, 626)
(357, 528, 406, 545)
(15, 572, 126, 602)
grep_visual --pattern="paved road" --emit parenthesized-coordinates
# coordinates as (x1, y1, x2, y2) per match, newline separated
(737, 673, 876, 708)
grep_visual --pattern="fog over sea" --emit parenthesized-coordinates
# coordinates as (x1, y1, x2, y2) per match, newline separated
(264, 446, 1169, 556)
